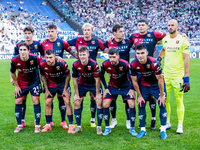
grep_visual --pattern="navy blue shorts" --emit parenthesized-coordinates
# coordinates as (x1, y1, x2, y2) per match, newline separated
(48, 84, 71, 98)
(140, 84, 167, 102)
(78, 84, 103, 98)
(15, 83, 42, 99)
(104, 85, 135, 102)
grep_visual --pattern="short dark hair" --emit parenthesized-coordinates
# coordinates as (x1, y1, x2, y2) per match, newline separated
(47, 24, 57, 30)
(79, 46, 89, 53)
(135, 44, 147, 51)
(137, 19, 148, 25)
(108, 48, 119, 55)
(112, 24, 123, 33)
(46, 49, 55, 55)
(23, 26, 34, 33)
(19, 42, 29, 50)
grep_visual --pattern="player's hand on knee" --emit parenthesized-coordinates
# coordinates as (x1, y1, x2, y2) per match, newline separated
(63, 89, 70, 99)
(183, 76, 190, 93)
(14, 86, 22, 97)
(127, 89, 135, 98)
(137, 96, 145, 107)
(95, 93, 102, 102)
(73, 94, 80, 103)
(45, 89, 52, 99)
(158, 95, 166, 107)
(103, 89, 111, 98)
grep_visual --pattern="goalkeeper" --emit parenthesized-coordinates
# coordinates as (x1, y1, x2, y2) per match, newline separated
(157, 19, 190, 134)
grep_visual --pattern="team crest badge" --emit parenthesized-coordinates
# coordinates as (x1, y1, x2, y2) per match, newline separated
(88, 66, 91, 70)
(92, 41, 95, 45)
(147, 64, 151, 69)
(34, 45, 38, 49)
(30, 60, 34, 65)
(176, 40, 179, 44)
(56, 66, 60, 70)
(147, 34, 151, 37)
(119, 67, 123, 71)
(122, 40, 125, 44)
(57, 42, 60, 46)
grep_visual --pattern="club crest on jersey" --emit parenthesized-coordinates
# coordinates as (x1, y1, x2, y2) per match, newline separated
(147, 34, 151, 37)
(119, 67, 123, 71)
(147, 64, 151, 69)
(122, 40, 125, 44)
(56, 66, 60, 70)
(91, 41, 95, 45)
(34, 45, 38, 49)
(88, 66, 91, 70)
(30, 60, 34, 65)
(57, 42, 60, 46)
(176, 40, 179, 44)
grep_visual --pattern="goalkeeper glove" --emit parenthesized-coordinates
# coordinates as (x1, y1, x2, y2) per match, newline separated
(157, 56, 162, 66)
(182, 76, 190, 93)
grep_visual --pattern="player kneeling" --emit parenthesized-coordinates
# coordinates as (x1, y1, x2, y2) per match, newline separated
(72, 46, 103, 134)
(10, 43, 42, 133)
(130, 44, 167, 139)
(39, 49, 73, 133)
(100, 48, 137, 136)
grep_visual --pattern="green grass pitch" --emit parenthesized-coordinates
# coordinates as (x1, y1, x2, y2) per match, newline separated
(0, 59, 200, 150)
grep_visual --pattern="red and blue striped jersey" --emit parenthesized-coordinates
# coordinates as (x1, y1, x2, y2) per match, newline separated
(104, 39, 133, 62)
(39, 59, 70, 88)
(130, 56, 162, 86)
(100, 59, 131, 89)
(72, 58, 99, 86)
(14, 40, 44, 56)
(68, 37, 106, 61)
(10, 54, 42, 89)
(42, 38, 71, 58)
(129, 31, 165, 57)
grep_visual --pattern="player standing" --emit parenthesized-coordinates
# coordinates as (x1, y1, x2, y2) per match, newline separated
(42, 24, 78, 128)
(130, 44, 167, 139)
(10, 43, 42, 133)
(158, 19, 190, 134)
(39, 49, 73, 133)
(72, 46, 103, 134)
(100, 48, 137, 136)
(68, 23, 108, 127)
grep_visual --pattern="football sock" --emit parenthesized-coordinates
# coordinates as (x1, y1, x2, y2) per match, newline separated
(58, 97, 66, 122)
(90, 100, 96, 120)
(110, 101, 116, 118)
(103, 107, 110, 127)
(46, 115, 52, 125)
(74, 108, 82, 126)
(21, 100, 26, 120)
(125, 103, 130, 120)
(150, 97, 157, 118)
(138, 103, 146, 127)
(15, 104, 22, 125)
(51, 102, 54, 122)
(97, 108, 103, 126)
(67, 115, 73, 125)
(129, 108, 136, 128)
(159, 103, 167, 126)
(34, 103, 41, 126)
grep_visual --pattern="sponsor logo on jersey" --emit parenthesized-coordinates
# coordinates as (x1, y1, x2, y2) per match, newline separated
(56, 66, 60, 70)
(176, 40, 179, 44)
(147, 64, 151, 69)
(135, 39, 138, 43)
(34, 45, 38, 49)
(147, 34, 151, 37)
(91, 41, 95, 45)
(57, 42, 60, 46)
(119, 66, 123, 71)
(30, 60, 34, 65)
(88, 66, 91, 70)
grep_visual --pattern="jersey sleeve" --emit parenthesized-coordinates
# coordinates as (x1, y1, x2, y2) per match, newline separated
(67, 38, 78, 46)
(104, 41, 108, 47)
(72, 63, 79, 78)
(63, 41, 71, 52)
(93, 63, 100, 78)
(153, 31, 166, 41)
(62, 62, 70, 75)
(98, 39, 106, 51)
(10, 60, 16, 73)
(39, 64, 45, 75)
(130, 62, 137, 76)
(128, 39, 133, 47)
(13, 44, 19, 55)
(128, 34, 134, 43)
(152, 60, 162, 75)
(181, 38, 190, 54)
(38, 42, 44, 56)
